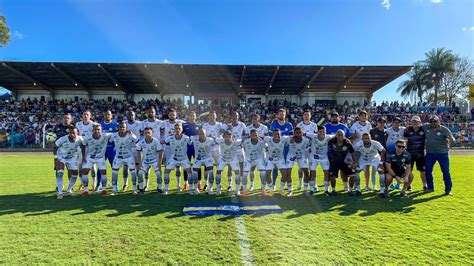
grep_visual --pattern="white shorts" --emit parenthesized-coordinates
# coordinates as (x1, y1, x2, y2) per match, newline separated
(83, 157, 107, 170)
(192, 158, 214, 169)
(140, 161, 160, 172)
(217, 161, 239, 171)
(77, 152, 83, 167)
(286, 158, 308, 169)
(310, 158, 330, 171)
(243, 159, 266, 172)
(210, 146, 220, 165)
(112, 156, 136, 170)
(236, 148, 245, 163)
(166, 158, 191, 170)
(359, 158, 381, 170)
(265, 160, 287, 171)
(58, 157, 79, 171)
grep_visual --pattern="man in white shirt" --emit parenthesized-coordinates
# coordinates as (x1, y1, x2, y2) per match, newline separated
(136, 127, 162, 195)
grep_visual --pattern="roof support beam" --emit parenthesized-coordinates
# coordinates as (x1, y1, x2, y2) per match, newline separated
(180, 65, 191, 94)
(2, 62, 56, 97)
(297, 66, 324, 96)
(264, 66, 280, 95)
(143, 64, 162, 94)
(367, 66, 412, 95)
(50, 63, 92, 99)
(237, 66, 246, 94)
(335, 67, 364, 94)
(97, 63, 131, 97)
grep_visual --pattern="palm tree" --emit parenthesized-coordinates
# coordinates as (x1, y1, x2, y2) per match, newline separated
(423, 48, 456, 105)
(397, 62, 432, 103)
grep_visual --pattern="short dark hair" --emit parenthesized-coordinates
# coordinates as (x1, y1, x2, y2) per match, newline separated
(317, 125, 326, 131)
(395, 139, 406, 145)
(223, 130, 232, 137)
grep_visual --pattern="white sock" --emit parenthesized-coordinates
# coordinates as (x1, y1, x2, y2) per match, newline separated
(309, 180, 315, 191)
(324, 181, 329, 191)
(81, 174, 89, 192)
(303, 182, 308, 191)
(343, 181, 348, 191)
(56, 170, 64, 195)
(67, 175, 77, 192)
(379, 174, 386, 191)
(287, 183, 292, 192)
(101, 174, 107, 189)
(280, 181, 285, 190)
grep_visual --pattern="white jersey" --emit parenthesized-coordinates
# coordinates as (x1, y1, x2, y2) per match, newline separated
(354, 140, 385, 162)
(76, 121, 94, 138)
(190, 136, 215, 161)
(227, 122, 246, 140)
(142, 118, 163, 140)
(125, 120, 143, 138)
(350, 121, 372, 144)
(245, 124, 269, 138)
(165, 134, 191, 161)
(162, 119, 185, 139)
(287, 137, 310, 160)
(242, 138, 266, 161)
(386, 127, 406, 147)
(55, 135, 84, 160)
(264, 136, 288, 162)
(216, 138, 242, 163)
(297, 121, 317, 135)
(82, 133, 112, 159)
(110, 132, 138, 159)
(306, 134, 332, 160)
(202, 122, 224, 139)
(136, 137, 161, 164)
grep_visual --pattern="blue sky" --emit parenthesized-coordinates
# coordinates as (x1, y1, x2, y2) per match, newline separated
(0, 0, 473, 102)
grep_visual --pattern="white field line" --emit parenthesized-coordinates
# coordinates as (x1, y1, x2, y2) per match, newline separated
(231, 195, 254, 265)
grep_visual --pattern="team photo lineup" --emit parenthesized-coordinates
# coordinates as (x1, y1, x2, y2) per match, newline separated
(51, 106, 455, 200)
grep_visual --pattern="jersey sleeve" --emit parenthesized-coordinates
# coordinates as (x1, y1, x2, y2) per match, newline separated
(81, 136, 88, 146)
(54, 136, 64, 148)
(136, 141, 143, 151)
(375, 141, 385, 152)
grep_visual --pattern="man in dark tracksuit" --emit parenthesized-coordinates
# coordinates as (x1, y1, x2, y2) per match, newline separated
(183, 111, 201, 189)
(404, 115, 427, 191)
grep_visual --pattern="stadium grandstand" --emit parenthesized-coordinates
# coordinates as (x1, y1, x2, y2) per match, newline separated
(0, 62, 411, 104)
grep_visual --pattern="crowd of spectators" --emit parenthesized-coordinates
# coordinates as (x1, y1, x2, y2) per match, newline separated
(0, 97, 472, 149)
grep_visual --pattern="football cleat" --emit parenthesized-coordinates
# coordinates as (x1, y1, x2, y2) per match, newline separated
(183, 183, 189, 191)
(240, 191, 248, 197)
(82, 191, 89, 196)
(227, 186, 232, 192)
(348, 190, 354, 197)
(261, 190, 269, 196)
(101, 190, 107, 196)
(78, 184, 84, 191)
(197, 183, 202, 190)
(194, 188, 200, 195)
(157, 188, 163, 194)
(138, 189, 145, 195)
(144, 185, 149, 192)
(57, 194, 63, 200)
(445, 191, 453, 196)
(355, 190, 362, 196)
(249, 184, 254, 191)
(287, 191, 293, 197)
(122, 185, 128, 191)
(324, 191, 331, 197)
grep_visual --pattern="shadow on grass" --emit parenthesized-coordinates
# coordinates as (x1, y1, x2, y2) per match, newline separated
(0, 188, 447, 219)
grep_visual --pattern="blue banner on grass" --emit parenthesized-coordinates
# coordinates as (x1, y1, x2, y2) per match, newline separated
(183, 202, 283, 216)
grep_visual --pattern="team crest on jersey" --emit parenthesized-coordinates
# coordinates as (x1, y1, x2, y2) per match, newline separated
(374, 134, 379, 138)
(332, 144, 337, 148)
(402, 159, 405, 163)
(420, 131, 424, 135)
(437, 132, 441, 136)
(342, 146, 347, 151)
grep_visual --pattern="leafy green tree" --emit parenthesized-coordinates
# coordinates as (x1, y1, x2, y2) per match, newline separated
(423, 48, 456, 105)
(0, 15, 10, 47)
(397, 61, 433, 103)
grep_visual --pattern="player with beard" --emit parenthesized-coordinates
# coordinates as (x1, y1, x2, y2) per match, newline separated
(350, 110, 372, 190)
(269, 108, 293, 188)
(141, 107, 164, 191)
(124, 111, 142, 191)
(404, 115, 427, 191)
(296, 110, 318, 191)
(327, 129, 356, 196)
(76, 110, 95, 190)
(162, 108, 186, 190)
(202, 111, 225, 190)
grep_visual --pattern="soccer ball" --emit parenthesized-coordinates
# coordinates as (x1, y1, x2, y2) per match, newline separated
(46, 132, 57, 142)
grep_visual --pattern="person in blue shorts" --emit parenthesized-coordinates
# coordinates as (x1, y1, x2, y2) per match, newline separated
(96, 110, 119, 190)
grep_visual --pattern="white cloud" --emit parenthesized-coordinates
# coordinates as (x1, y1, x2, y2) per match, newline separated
(381, 0, 391, 10)
(431, 0, 442, 3)
(13, 30, 24, 40)
(462, 26, 474, 32)
(163, 59, 172, 64)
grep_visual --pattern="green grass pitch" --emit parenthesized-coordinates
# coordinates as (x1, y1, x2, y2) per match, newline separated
(0, 154, 473, 264)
